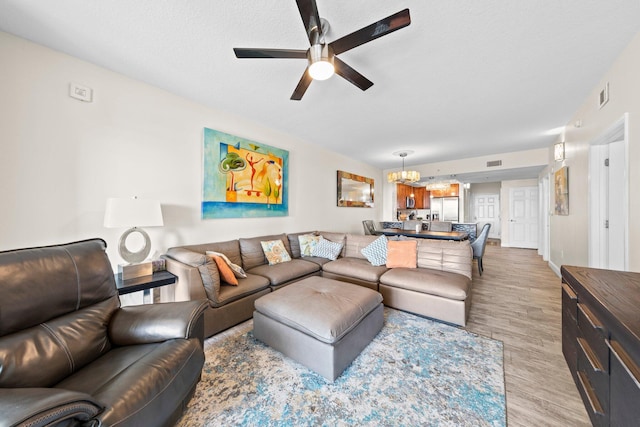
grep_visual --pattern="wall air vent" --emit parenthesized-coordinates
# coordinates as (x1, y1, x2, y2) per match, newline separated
(486, 160, 502, 167)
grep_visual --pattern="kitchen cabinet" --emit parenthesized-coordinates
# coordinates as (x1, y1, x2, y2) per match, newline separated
(396, 184, 412, 209)
(412, 187, 430, 209)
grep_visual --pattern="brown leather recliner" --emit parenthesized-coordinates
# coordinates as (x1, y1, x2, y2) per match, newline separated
(0, 239, 208, 427)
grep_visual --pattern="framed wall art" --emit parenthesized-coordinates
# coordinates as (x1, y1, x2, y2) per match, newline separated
(554, 166, 569, 215)
(202, 128, 288, 218)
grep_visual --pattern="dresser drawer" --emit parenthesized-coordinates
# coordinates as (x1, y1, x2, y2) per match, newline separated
(562, 283, 577, 321)
(577, 303, 609, 372)
(576, 370, 608, 427)
(608, 339, 640, 426)
(577, 337, 609, 415)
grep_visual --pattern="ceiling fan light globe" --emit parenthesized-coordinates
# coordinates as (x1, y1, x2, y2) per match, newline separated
(309, 60, 334, 80)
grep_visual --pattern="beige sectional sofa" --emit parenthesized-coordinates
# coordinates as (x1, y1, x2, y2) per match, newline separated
(163, 231, 473, 337)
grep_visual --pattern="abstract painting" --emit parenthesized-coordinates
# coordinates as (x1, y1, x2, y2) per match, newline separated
(202, 128, 288, 218)
(554, 166, 569, 215)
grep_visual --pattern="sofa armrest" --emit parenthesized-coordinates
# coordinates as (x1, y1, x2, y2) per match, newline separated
(0, 388, 103, 427)
(109, 300, 208, 346)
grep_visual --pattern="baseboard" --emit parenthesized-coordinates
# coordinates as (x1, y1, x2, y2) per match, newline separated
(548, 260, 561, 277)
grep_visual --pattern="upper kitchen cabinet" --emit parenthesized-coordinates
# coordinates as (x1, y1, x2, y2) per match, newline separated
(413, 187, 430, 209)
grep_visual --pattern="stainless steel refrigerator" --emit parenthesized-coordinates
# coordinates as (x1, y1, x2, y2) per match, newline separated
(431, 197, 459, 222)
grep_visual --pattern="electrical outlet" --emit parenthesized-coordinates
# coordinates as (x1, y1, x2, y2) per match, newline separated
(69, 83, 93, 102)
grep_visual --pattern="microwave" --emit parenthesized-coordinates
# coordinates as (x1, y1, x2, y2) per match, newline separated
(406, 197, 415, 208)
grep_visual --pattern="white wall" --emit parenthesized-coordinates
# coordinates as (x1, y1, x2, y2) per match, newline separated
(0, 32, 382, 266)
(549, 31, 640, 272)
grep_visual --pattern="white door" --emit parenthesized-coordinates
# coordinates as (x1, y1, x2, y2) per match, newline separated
(509, 186, 538, 249)
(606, 140, 626, 270)
(473, 194, 500, 239)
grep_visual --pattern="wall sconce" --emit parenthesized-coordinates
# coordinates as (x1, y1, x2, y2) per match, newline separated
(554, 142, 565, 162)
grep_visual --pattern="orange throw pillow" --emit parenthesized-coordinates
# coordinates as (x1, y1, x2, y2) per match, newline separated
(210, 254, 239, 285)
(386, 240, 417, 268)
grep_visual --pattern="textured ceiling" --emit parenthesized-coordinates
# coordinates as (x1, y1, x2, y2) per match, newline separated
(1, 0, 639, 171)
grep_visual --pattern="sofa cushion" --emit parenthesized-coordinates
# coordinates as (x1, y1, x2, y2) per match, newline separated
(311, 237, 344, 260)
(55, 338, 204, 426)
(0, 297, 119, 388)
(215, 274, 271, 307)
(379, 268, 471, 301)
(260, 239, 292, 265)
(322, 257, 389, 283)
(386, 240, 417, 268)
(240, 234, 291, 270)
(247, 259, 320, 287)
(344, 234, 379, 260)
(286, 231, 317, 258)
(360, 235, 388, 266)
(417, 239, 473, 279)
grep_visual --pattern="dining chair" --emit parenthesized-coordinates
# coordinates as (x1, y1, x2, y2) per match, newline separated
(362, 220, 378, 235)
(429, 221, 452, 232)
(471, 223, 491, 275)
(402, 220, 423, 231)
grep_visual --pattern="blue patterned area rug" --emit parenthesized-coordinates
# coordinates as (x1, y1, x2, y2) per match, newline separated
(177, 308, 505, 426)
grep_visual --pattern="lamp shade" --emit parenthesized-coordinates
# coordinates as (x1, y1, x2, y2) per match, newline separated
(104, 197, 163, 228)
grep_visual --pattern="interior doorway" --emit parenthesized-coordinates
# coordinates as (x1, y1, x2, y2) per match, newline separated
(472, 194, 500, 239)
(588, 114, 628, 270)
(508, 186, 539, 249)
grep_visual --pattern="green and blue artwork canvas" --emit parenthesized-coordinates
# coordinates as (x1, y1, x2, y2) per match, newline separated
(202, 128, 289, 218)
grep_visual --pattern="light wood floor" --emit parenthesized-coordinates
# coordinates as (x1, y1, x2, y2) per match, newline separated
(465, 244, 591, 427)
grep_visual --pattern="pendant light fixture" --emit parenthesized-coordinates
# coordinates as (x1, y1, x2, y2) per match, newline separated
(387, 151, 420, 184)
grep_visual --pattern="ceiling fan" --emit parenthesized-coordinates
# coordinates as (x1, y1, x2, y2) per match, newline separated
(233, 0, 411, 100)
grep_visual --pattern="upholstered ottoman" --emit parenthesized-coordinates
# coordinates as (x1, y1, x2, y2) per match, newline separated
(253, 276, 384, 381)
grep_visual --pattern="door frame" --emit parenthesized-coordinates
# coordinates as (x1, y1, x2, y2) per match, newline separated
(588, 114, 629, 270)
(538, 174, 550, 261)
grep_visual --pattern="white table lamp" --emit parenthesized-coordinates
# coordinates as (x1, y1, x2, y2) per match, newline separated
(104, 197, 163, 278)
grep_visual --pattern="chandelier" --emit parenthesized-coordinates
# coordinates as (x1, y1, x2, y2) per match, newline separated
(425, 182, 451, 191)
(387, 152, 420, 184)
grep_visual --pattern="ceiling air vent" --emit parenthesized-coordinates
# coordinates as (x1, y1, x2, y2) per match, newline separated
(487, 160, 502, 167)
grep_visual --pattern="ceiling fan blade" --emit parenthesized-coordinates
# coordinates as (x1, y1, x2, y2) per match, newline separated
(296, 0, 323, 45)
(334, 57, 373, 91)
(291, 69, 313, 100)
(329, 9, 411, 55)
(234, 48, 308, 59)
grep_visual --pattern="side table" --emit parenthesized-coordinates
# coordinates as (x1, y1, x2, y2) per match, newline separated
(115, 270, 177, 304)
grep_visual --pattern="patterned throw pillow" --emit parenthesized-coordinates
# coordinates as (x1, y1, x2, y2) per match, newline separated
(208, 254, 239, 285)
(260, 240, 292, 265)
(311, 236, 344, 261)
(298, 234, 321, 257)
(386, 240, 418, 268)
(206, 251, 247, 278)
(361, 235, 388, 266)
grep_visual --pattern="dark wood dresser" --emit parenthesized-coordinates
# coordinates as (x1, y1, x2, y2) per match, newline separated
(561, 266, 640, 427)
